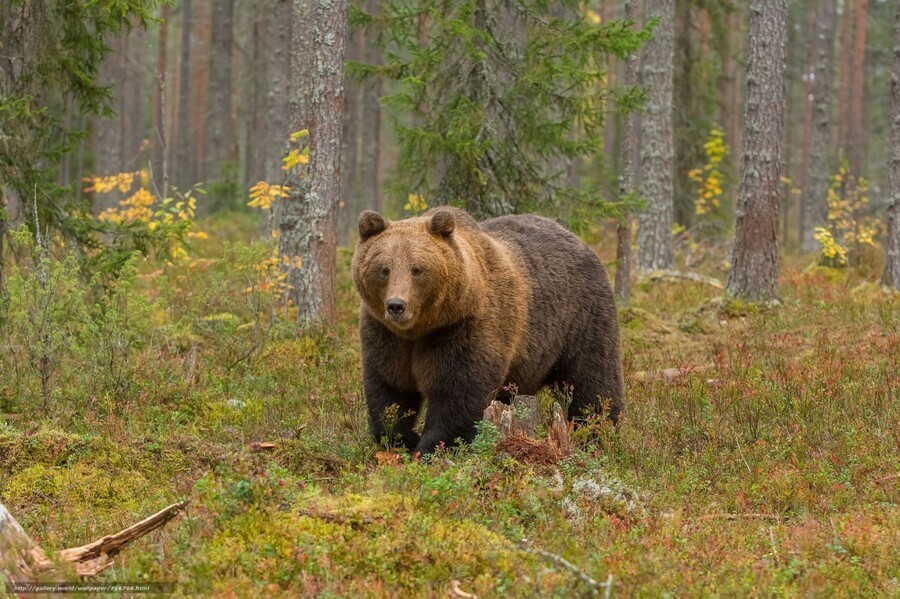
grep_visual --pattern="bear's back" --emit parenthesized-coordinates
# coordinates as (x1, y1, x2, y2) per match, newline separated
(480, 214, 616, 393)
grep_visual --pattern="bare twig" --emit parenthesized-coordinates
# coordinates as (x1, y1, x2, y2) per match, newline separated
(449, 579, 478, 598)
(518, 538, 612, 596)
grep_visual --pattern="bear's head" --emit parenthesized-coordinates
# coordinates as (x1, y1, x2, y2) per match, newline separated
(352, 208, 476, 338)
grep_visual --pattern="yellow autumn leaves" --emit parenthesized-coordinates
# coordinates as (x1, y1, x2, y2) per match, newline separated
(814, 164, 878, 267)
(688, 127, 728, 217)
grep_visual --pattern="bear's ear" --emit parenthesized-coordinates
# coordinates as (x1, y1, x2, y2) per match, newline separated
(358, 211, 388, 241)
(428, 209, 455, 238)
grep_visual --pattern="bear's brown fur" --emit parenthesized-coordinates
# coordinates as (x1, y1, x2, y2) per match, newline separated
(352, 207, 623, 454)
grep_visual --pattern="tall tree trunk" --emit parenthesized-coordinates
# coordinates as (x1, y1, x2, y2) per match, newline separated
(205, 0, 236, 189)
(359, 0, 384, 213)
(883, 5, 900, 289)
(615, 0, 642, 303)
(152, 4, 170, 198)
(191, 1, 213, 186)
(93, 34, 126, 215)
(280, 0, 348, 325)
(836, 0, 854, 156)
(175, 0, 194, 190)
(246, 6, 267, 187)
(121, 19, 145, 172)
(726, 0, 787, 301)
(720, 0, 745, 210)
(847, 0, 868, 177)
(339, 22, 364, 245)
(261, 0, 292, 236)
(801, 0, 837, 253)
(637, 0, 675, 271)
(796, 5, 817, 250)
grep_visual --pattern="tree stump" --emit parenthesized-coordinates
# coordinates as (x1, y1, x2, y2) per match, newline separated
(482, 396, 572, 464)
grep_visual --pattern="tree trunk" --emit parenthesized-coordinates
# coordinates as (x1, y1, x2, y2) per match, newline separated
(175, 0, 194, 190)
(92, 34, 126, 215)
(847, 0, 868, 177)
(359, 0, 384, 214)
(243, 3, 268, 188)
(796, 4, 817, 251)
(636, 0, 675, 271)
(280, 0, 348, 326)
(837, 0, 853, 156)
(121, 19, 145, 173)
(191, 1, 213, 186)
(339, 21, 364, 244)
(726, 0, 787, 301)
(883, 5, 900, 289)
(615, 0, 642, 303)
(721, 1, 745, 210)
(151, 4, 170, 198)
(801, 0, 837, 253)
(205, 0, 236, 187)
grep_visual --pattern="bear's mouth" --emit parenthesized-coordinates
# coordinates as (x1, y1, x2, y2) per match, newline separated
(385, 310, 414, 327)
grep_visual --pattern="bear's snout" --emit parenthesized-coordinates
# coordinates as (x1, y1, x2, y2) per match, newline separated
(386, 298, 408, 319)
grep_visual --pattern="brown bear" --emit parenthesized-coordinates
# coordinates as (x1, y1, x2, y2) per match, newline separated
(352, 206, 623, 455)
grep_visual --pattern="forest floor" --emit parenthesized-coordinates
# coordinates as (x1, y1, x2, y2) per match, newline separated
(1, 214, 898, 597)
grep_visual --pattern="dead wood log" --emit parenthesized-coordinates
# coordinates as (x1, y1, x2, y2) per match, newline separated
(1, 501, 187, 581)
(641, 269, 724, 289)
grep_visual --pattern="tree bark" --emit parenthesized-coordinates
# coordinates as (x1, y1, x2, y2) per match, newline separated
(726, 0, 787, 301)
(847, 0, 868, 177)
(796, 4, 817, 250)
(339, 21, 364, 244)
(883, 5, 900, 289)
(92, 34, 126, 215)
(359, 0, 384, 213)
(637, 0, 675, 271)
(280, 0, 348, 326)
(721, 1, 745, 210)
(205, 0, 236, 186)
(801, 0, 837, 253)
(175, 0, 194, 190)
(152, 4, 170, 198)
(837, 0, 854, 156)
(615, 0, 642, 303)
(246, 4, 268, 187)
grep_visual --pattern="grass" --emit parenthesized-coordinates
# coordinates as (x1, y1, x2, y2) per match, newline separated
(1, 217, 898, 597)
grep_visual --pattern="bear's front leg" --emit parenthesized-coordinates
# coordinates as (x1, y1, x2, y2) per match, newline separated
(363, 374, 423, 451)
(413, 330, 507, 455)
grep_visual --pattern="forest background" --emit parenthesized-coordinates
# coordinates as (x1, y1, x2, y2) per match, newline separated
(0, 0, 898, 596)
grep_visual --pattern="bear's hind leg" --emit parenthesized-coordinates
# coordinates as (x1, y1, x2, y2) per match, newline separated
(557, 339, 623, 425)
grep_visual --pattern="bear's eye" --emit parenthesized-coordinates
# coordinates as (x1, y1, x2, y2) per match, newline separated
(411, 267, 423, 277)
(380, 267, 390, 277)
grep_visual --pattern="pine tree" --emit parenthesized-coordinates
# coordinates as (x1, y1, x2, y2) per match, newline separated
(357, 0, 649, 220)
(280, 0, 349, 325)
(801, 0, 837, 253)
(636, 0, 675, 271)
(726, 0, 787, 301)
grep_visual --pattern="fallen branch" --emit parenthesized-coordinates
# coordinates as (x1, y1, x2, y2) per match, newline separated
(518, 538, 613, 597)
(641, 269, 724, 289)
(1, 501, 187, 581)
(630, 365, 713, 382)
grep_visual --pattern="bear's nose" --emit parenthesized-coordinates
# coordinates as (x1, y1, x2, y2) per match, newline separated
(386, 298, 407, 318)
